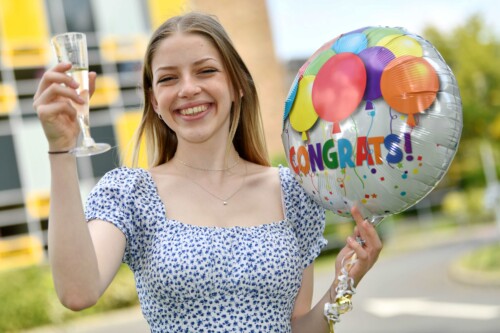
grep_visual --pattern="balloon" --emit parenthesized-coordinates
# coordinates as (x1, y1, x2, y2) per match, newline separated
(358, 46, 395, 101)
(299, 37, 338, 76)
(312, 53, 367, 134)
(283, 75, 299, 121)
(377, 34, 423, 57)
(304, 49, 336, 76)
(333, 32, 368, 54)
(381, 55, 439, 127)
(289, 75, 318, 141)
(282, 26, 462, 223)
(363, 27, 404, 46)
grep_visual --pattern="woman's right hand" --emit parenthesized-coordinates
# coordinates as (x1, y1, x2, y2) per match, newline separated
(33, 62, 96, 152)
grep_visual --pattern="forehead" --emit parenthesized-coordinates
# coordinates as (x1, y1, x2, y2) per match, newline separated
(151, 32, 223, 68)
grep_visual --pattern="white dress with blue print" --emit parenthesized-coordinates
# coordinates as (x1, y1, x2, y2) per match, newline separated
(85, 166, 326, 333)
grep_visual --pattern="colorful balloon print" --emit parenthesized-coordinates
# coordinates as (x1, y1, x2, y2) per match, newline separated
(381, 55, 439, 126)
(289, 75, 318, 141)
(282, 26, 462, 223)
(312, 53, 367, 133)
(379, 35, 423, 57)
(364, 27, 404, 46)
(333, 32, 368, 54)
(358, 46, 395, 101)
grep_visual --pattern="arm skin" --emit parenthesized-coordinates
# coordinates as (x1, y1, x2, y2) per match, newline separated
(291, 207, 383, 332)
(34, 63, 126, 310)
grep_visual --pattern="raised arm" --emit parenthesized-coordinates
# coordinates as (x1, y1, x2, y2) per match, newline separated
(33, 63, 125, 310)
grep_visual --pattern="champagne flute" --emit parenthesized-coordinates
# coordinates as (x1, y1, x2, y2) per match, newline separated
(51, 32, 111, 157)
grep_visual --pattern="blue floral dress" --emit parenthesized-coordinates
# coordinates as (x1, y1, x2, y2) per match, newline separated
(85, 166, 326, 332)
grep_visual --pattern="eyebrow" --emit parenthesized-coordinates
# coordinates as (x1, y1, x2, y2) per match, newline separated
(154, 57, 218, 74)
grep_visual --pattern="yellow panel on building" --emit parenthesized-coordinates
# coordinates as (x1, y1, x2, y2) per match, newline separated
(25, 191, 50, 219)
(100, 35, 149, 63)
(147, 0, 188, 29)
(0, 0, 50, 68)
(115, 111, 148, 168)
(90, 75, 120, 108)
(0, 84, 17, 114)
(0, 235, 44, 271)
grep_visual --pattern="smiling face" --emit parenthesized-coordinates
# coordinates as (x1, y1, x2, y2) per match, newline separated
(150, 32, 235, 146)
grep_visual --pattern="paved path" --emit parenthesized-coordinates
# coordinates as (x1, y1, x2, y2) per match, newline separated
(333, 227, 500, 333)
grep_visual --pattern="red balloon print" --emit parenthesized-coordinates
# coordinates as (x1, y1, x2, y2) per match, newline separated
(312, 53, 367, 133)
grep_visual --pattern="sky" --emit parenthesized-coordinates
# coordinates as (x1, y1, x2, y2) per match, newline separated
(266, 0, 499, 60)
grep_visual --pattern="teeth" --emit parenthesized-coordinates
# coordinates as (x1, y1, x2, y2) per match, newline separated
(179, 105, 208, 116)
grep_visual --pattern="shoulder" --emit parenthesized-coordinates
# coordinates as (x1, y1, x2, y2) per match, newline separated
(94, 167, 152, 192)
(100, 166, 149, 181)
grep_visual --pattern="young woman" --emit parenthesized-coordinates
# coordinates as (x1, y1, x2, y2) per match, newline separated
(33, 12, 382, 332)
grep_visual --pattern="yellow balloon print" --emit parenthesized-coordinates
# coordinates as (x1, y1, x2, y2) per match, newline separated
(377, 35, 423, 57)
(290, 75, 318, 141)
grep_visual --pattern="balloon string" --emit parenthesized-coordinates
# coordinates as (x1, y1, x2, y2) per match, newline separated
(324, 250, 358, 333)
(365, 102, 375, 140)
(350, 117, 365, 189)
(389, 107, 398, 134)
(330, 128, 348, 197)
(336, 176, 347, 196)
(365, 104, 375, 165)
(386, 107, 399, 170)
(308, 171, 323, 203)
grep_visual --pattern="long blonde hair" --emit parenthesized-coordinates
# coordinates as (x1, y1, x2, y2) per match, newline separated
(132, 12, 270, 168)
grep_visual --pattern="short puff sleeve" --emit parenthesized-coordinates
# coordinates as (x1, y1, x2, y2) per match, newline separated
(280, 166, 327, 269)
(85, 167, 138, 266)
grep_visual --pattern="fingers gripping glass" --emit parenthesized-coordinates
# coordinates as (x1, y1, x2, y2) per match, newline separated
(51, 32, 110, 157)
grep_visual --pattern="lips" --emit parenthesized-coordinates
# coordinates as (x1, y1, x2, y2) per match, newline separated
(178, 104, 209, 116)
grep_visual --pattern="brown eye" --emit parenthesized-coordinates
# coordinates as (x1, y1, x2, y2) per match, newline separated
(158, 76, 175, 84)
(200, 68, 218, 74)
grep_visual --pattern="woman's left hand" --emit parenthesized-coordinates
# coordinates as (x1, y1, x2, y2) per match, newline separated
(335, 206, 383, 288)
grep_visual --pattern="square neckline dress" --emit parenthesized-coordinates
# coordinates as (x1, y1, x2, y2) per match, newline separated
(85, 165, 326, 332)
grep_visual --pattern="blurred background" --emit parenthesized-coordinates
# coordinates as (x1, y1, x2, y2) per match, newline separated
(0, 0, 498, 332)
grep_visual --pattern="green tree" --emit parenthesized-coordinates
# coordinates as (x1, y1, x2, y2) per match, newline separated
(423, 14, 500, 188)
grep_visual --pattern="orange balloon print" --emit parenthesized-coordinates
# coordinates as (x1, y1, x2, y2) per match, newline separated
(381, 56, 439, 127)
(290, 75, 318, 141)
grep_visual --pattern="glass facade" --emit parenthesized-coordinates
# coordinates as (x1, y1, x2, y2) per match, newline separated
(0, 0, 186, 268)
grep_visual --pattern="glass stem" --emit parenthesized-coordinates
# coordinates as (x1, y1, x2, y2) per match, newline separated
(77, 113, 96, 147)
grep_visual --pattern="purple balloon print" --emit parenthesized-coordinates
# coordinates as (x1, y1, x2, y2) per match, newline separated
(358, 46, 395, 101)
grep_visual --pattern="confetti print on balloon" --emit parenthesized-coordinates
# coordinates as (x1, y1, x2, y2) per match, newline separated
(337, 169, 347, 196)
(308, 171, 320, 199)
(361, 193, 379, 204)
(413, 155, 424, 174)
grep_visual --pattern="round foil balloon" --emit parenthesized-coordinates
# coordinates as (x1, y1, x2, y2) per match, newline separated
(282, 26, 462, 223)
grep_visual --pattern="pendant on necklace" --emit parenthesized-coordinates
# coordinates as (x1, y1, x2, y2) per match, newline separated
(223, 201, 228, 205)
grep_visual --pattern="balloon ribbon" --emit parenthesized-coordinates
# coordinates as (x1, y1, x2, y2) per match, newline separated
(324, 251, 358, 332)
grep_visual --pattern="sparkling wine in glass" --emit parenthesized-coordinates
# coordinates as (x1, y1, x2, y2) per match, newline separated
(51, 32, 111, 157)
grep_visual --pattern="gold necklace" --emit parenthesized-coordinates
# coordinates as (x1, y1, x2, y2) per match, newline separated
(176, 157, 240, 171)
(178, 161, 247, 205)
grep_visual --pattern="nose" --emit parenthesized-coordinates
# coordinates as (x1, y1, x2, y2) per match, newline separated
(178, 76, 201, 98)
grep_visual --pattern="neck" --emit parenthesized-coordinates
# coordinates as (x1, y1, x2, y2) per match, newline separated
(173, 142, 240, 171)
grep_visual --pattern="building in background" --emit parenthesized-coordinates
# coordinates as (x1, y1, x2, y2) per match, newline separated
(0, 0, 287, 268)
